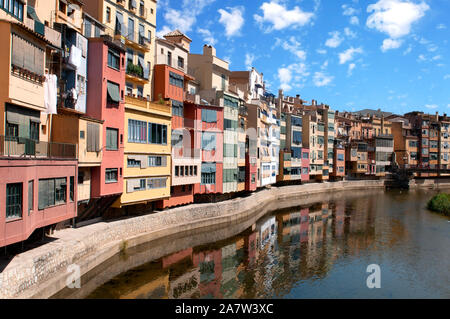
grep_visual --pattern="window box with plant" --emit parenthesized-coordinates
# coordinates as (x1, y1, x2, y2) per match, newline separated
(126, 62, 143, 78)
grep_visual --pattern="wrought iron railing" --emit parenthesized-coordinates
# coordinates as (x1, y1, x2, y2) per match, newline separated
(0, 136, 77, 159)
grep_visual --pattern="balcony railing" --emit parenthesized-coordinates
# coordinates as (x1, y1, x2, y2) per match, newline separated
(0, 136, 77, 159)
(156, 55, 187, 73)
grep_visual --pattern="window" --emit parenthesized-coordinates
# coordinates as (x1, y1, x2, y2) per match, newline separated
(106, 128, 118, 150)
(106, 7, 111, 22)
(137, 85, 143, 98)
(172, 100, 183, 117)
(201, 109, 217, 123)
(6, 183, 22, 219)
(128, 119, 147, 143)
(38, 178, 66, 210)
(302, 167, 309, 175)
(175, 166, 179, 176)
(201, 172, 216, 185)
(202, 132, 216, 150)
(291, 116, 302, 127)
(147, 178, 167, 189)
(338, 153, 344, 161)
(87, 123, 100, 152)
(148, 156, 166, 167)
(194, 166, 198, 176)
(11, 33, 44, 75)
(3, 0, 23, 21)
(185, 166, 189, 176)
(126, 82, 133, 96)
(169, 71, 183, 88)
(127, 158, 141, 167)
(28, 180, 33, 215)
(292, 131, 302, 145)
(106, 169, 118, 183)
(126, 49, 134, 66)
(291, 147, 302, 159)
(190, 166, 193, 176)
(167, 51, 172, 66)
(221, 74, 226, 90)
(107, 49, 120, 70)
(128, 17, 135, 41)
(69, 177, 74, 202)
(148, 123, 167, 144)
(148, 30, 152, 43)
(178, 56, 184, 69)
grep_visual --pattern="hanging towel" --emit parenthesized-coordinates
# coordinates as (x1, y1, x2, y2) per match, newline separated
(44, 74, 58, 114)
(68, 45, 81, 69)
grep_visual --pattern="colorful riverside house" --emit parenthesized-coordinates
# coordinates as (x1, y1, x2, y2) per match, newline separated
(285, 113, 306, 182)
(189, 45, 239, 195)
(303, 110, 324, 181)
(390, 117, 419, 169)
(0, 13, 78, 247)
(277, 112, 291, 183)
(438, 114, 450, 172)
(331, 138, 346, 180)
(184, 101, 224, 196)
(153, 30, 201, 208)
(229, 68, 265, 191)
(112, 97, 172, 212)
(69, 35, 125, 221)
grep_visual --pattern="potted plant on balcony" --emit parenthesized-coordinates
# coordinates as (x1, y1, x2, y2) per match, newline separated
(126, 63, 143, 78)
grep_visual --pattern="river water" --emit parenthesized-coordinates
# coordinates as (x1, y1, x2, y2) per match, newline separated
(53, 188, 450, 299)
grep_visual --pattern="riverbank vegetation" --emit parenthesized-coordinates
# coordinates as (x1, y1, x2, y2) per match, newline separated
(427, 193, 450, 216)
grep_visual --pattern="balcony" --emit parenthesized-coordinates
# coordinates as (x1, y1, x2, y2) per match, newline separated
(126, 63, 149, 83)
(0, 136, 77, 159)
(105, 26, 150, 52)
(156, 55, 187, 73)
(125, 95, 172, 117)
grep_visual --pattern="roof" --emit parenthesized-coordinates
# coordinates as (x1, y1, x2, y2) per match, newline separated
(164, 29, 192, 42)
(352, 109, 392, 117)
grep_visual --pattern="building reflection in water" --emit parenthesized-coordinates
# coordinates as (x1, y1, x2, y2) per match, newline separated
(87, 195, 399, 299)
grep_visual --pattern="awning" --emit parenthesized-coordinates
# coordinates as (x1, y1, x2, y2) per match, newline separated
(107, 82, 120, 103)
(27, 6, 42, 23)
(202, 163, 216, 173)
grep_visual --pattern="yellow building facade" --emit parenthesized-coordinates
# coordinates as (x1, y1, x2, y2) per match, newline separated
(114, 98, 172, 208)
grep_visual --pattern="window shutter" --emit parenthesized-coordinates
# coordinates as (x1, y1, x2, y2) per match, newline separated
(95, 124, 100, 152)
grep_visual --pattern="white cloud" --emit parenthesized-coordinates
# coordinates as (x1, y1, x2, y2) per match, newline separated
(403, 45, 412, 55)
(344, 27, 357, 38)
(276, 36, 307, 60)
(313, 72, 334, 87)
(321, 60, 329, 70)
(317, 49, 327, 55)
(432, 55, 442, 61)
(381, 38, 403, 52)
(254, 1, 314, 31)
(277, 63, 309, 91)
(350, 16, 360, 25)
(444, 74, 450, 80)
(218, 7, 245, 37)
(197, 28, 216, 45)
(325, 31, 344, 48)
(339, 47, 363, 64)
(366, 0, 429, 51)
(342, 4, 359, 16)
(425, 104, 438, 109)
(437, 24, 446, 30)
(156, 26, 173, 38)
(245, 53, 255, 70)
(159, 0, 215, 33)
(348, 63, 356, 76)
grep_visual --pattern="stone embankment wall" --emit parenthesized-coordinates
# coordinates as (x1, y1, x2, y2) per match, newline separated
(0, 179, 447, 299)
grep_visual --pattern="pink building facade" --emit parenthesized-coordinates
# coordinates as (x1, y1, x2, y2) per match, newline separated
(87, 37, 125, 199)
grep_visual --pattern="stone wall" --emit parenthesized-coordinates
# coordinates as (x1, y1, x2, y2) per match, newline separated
(0, 179, 437, 299)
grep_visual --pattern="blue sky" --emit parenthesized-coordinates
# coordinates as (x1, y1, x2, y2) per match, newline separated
(156, 0, 450, 115)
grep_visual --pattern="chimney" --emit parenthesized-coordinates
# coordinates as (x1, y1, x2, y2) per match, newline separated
(436, 111, 439, 121)
(203, 45, 216, 57)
